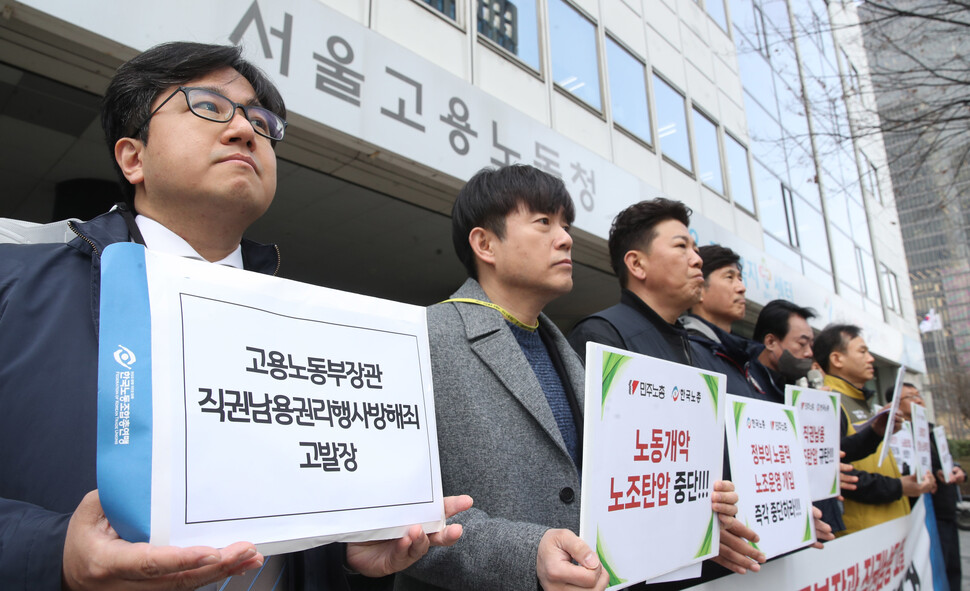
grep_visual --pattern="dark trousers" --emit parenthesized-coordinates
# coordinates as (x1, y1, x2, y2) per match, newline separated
(937, 518, 962, 591)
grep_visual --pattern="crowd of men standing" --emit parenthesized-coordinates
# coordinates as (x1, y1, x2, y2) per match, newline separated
(0, 41, 964, 591)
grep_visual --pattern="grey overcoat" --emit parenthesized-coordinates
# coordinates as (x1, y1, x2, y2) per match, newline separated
(395, 278, 585, 591)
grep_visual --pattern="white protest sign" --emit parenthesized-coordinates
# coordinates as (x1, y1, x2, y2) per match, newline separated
(580, 344, 725, 589)
(877, 366, 906, 467)
(933, 425, 954, 482)
(888, 422, 915, 476)
(724, 395, 816, 558)
(785, 386, 840, 501)
(911, 405, 932, 481)
(97, 244, 444, 554)
(688, 496, 936, 591)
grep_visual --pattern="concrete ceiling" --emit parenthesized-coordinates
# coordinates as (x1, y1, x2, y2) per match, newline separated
(0, 59, 621, 331)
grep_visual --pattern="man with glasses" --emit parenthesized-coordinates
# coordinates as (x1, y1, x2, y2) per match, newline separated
(0, 41, 469, 591)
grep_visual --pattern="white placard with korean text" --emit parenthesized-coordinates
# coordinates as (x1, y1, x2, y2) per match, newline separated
(877, 366, 906, 467)
(96, 243, 443, 554)
(724, 395, 816, 559)
(785, 386, 841, 501)
(933, 426, 954, 482)
(889, 422, 915, 476)
(579, 344, 725, 590)
(911, 405, 932, 481)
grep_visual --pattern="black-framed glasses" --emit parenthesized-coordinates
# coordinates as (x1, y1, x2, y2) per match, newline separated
(134, 86, 287, 141)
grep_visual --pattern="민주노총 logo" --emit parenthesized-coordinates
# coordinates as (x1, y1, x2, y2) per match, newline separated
(113, 344, 137, 369)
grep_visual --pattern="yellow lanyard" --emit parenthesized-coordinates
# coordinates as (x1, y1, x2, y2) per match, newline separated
(440, 298, 539, 332)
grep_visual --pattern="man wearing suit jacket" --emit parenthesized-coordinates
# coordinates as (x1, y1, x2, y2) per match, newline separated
(397, 166, 746, 591)
(396, 165, 604, 591)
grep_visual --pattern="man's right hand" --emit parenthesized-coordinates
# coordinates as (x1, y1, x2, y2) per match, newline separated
(62, 490, 264, 590)
(900, 472, 936, 498)
(536, 529, 608, 591)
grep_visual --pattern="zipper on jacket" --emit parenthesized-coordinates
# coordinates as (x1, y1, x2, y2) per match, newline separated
(272, 244, 281, 276)
(67, 221, 100, 257)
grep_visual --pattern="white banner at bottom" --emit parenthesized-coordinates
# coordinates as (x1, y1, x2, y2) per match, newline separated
(688, 495, 941, 590)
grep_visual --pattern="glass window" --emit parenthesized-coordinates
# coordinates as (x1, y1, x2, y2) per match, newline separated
(754, 159, 788, 240)
(765, 233, 803, 272)
(859, 249, 880, 304)
(737, 42, 775, 96)
(803, 260, 834, 292)
(549, 0, 601, 110)
(870, 162, 883, 204)
(693, 109, 724, 193)
(879, 265, 894, 310)
(794, 196, 831, 270)
(782, 185, 798, 248)
(847, 197, 871, 248)
(606, 37, 651, 143)
(751, 2, 770, 56)
(725, 134, 756, 213)
(788, 142, 820, 209)
(830, 228, 860, 291)
(421, 0, 457, 19)
(478, 0, 541, 70)
(653, 74, 692, 170)
(706, 0, 728, 31)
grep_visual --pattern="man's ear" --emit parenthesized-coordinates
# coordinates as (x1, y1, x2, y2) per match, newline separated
(114, 137, 145, 186)
(829, 351, 844, 371)
(624, 250, 648, 282)
(763, 333, 779, 351)
(468, 227, 496, 270)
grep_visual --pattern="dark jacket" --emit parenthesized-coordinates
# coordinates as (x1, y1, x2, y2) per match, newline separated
(567, 289, 692, 365)
(0, 210, 348, 590)
(682, 314, 771, 402)
(928, 422, 960, 521)
(745, 356, 787, 405)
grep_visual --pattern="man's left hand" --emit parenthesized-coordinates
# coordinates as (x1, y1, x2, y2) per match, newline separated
(709, 480, 766, 574)
(345, 495, 473, 577)
(809, 506, 834, 549)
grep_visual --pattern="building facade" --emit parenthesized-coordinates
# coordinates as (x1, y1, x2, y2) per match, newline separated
(0, 0, 924, 394)
(857, 0, 970, 437)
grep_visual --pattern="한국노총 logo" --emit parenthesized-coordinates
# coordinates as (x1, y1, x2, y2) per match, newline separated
(114, 345, 136, 369)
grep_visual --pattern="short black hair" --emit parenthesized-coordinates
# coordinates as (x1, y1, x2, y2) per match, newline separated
(608, 198, 691, 287)
(885, 381, 917, 402)
(813, 323, 862, 373)
(451, 165, 575, 279)
(698, 244, 742, 281)
(101, 41, 286, 202)
(752, 300, 817, 344)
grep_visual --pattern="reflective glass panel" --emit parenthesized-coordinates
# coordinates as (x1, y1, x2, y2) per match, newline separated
(754, 159, 787, 240)
(693, 109, 723, 193)
(606, 37, 651, 143)
(803, 260, 834, 292)
(478, 0, 541, 70)
(794, 196, 830, 270)
(860, 250, 880, 304)
(549, 0, 601, 110)
(653, 74, 692, 170)
(830, 228, 860, 291)
(706, 0, 728, 30)
(725, 134, 755, 213)
(421, 0, 457, 19)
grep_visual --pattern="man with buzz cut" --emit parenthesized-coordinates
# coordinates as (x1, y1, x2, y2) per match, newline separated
(813, 324, 934, 535)
(398, 167, 746, 591)
(0, 41, 469, 591)
(568, 199, 769, 582)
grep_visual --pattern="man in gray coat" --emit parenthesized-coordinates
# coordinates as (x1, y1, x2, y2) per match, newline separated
(397, 166, 743, 591)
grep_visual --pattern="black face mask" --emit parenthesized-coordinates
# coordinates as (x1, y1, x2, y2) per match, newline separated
(777, 350, 814, 383)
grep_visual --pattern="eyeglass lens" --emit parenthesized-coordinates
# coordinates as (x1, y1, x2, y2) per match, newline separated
(184, 88, 284, 140)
